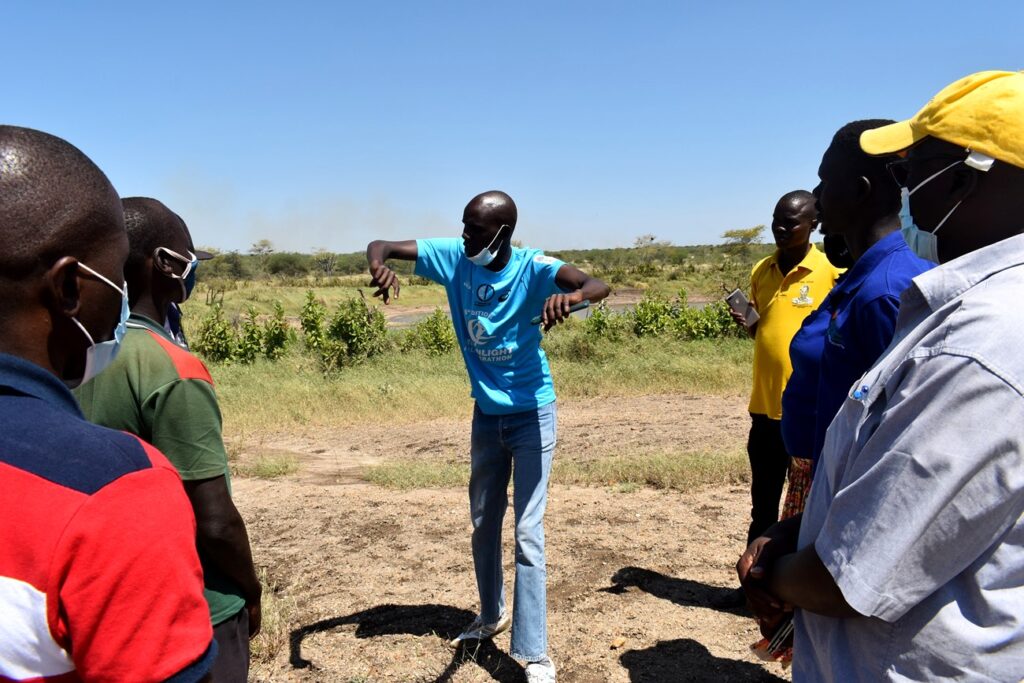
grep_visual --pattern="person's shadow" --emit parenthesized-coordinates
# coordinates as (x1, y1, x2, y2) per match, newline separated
(603, 566, 746, 614)
(289, 603, 526, 683)
(621, 638, 787, 682)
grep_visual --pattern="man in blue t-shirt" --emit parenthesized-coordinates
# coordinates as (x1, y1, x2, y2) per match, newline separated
(366, 190, 609, 683)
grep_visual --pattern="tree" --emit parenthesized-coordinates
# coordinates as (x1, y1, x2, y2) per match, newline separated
(633, 233, 672, 248)
(249, 239, 274, 273)
(312, 248, 338, 276)
(633, 233, 656, 248)
(721, 225, 765, 258)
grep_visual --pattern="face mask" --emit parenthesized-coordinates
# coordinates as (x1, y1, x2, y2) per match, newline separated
(67, 262, 129, 388)
(466, 226, 506, 267)
(157, 247, 198, 301)
(822, 233, 854, 268)
(898, 151, 994, 263)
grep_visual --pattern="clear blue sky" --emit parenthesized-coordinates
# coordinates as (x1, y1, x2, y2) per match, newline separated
(7, 1, 1021, 253)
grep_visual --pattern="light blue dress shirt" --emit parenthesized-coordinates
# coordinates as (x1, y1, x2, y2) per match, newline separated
(795, 233, 1024, 682)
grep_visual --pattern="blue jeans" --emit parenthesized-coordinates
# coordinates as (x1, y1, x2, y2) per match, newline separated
(469, 401, 556, 662)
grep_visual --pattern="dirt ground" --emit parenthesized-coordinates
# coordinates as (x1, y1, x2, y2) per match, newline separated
(234, 393, 791, 682)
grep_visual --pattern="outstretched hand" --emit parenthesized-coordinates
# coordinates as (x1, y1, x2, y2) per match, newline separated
(369, 262, 400, 304)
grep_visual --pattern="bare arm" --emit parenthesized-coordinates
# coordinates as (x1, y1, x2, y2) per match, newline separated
(366, 239, 418, 304)
(541, 264, 611, 331)
(184, 476, 263, 637)
(766, 547, 859, 618)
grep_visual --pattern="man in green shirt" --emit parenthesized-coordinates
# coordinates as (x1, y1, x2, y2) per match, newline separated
(74, 197, 261, 682)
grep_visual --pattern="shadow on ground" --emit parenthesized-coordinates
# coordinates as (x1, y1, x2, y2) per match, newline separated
(289, 603, 526, 683)
(620, 638, 787, 682)
(604, 566, 747, 614)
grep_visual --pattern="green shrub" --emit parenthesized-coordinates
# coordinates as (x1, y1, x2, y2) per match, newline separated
(299, 290, 327, 351)
(322, 296, 390, 368)
(236, 306, 262, 364)
(402, 308, 457, 355)
(673, 301, 742, 340)
(263, 301, 290, 360)
(631, 294, 674, 337)
(192, 304, 237, 363)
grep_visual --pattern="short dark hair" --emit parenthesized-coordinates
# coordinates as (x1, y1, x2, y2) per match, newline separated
(122, 197, 187, 283)
(830, 119, 901, 213)
(0, 126, 122, 279)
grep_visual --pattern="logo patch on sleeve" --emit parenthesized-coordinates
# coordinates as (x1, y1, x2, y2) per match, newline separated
(533, 254, 557, 265)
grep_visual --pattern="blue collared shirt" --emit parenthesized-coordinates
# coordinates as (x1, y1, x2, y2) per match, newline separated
(811, 231, 933, 463)
(780, 303, 833, 458)
(794, 232, 1024, 682)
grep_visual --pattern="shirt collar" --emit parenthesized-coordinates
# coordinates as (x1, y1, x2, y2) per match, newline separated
(769, 244, 822, 273)
(0, 353, 84, 418)
(831, 231, 908, 296)
(904, 232, 1024, 313)
(127, 312, 175, 342)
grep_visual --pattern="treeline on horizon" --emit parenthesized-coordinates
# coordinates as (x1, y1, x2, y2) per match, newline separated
(198, 230, 776, 293)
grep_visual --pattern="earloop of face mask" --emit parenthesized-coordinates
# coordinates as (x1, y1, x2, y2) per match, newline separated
(898, 159, 967, 263)
(156, 247, 198, 301)
(67, 262, 130, 388)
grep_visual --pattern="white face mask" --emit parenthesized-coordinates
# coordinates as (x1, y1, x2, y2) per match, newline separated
(66, 262, 130, 388)
(466, 225, 506, 267)
(899, 151, 994, 263)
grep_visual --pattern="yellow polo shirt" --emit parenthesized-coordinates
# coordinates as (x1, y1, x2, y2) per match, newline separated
(748, 245, 840, 419)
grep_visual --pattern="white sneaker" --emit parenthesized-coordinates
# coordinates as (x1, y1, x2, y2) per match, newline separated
(525, 658, 556, 683)
(449, 611, 511, 646)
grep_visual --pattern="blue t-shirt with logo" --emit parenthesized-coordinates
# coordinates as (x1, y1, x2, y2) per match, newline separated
(415, 238, 566, 415)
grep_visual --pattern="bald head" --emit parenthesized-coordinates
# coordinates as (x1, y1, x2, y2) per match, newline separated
(777, 189, 816, 217)
(0, 126, 123, 279)
(464, 191, 518, 231)
(771, 189, 817, 252)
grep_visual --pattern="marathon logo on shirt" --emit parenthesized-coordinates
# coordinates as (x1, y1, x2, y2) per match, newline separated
(467, 319, 496, 346)
(466, 318, 513, 363)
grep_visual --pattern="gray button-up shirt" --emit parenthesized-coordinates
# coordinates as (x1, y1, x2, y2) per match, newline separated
(794, 233, 1024, 682)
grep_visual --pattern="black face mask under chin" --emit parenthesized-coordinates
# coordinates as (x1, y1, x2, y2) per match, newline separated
(823, 234, 855, 269)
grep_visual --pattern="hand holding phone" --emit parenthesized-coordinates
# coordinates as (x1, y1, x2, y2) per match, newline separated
(725, 289, 759, 327)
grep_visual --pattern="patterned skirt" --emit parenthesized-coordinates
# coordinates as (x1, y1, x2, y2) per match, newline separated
(781, 457, 813, 520)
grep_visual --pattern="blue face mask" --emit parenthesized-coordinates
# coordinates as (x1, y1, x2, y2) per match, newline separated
(466, 226, 506, 267)
(899, 151, 995, 263)
(67, 262, 129, 388)
(157, 247, 198, 301)
(184, 259, 198, 298)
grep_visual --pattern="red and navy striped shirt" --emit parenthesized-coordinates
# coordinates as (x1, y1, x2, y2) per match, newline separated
(0, 353, 215, 682)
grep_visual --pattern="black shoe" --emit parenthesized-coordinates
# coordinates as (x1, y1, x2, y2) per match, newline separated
(710, 587, 747, 609)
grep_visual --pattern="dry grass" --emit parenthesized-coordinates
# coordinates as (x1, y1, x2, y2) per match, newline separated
(249, 567, 297, 667)
(234, 451, 301, 479)
(210, 336, 752, 438)
(362, 448, 747, 491)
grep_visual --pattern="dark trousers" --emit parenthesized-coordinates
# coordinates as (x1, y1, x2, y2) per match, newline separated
(746, 414, 791, 545)
(211, 608, 250, 683)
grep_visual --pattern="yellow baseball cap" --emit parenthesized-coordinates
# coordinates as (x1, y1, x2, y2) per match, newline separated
(860, 70, 1024, 169)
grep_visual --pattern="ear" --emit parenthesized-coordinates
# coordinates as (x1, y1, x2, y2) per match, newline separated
(44, 257, 83, 319)
(855, 176, 873, 201)
(151, 248, 176, 276)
